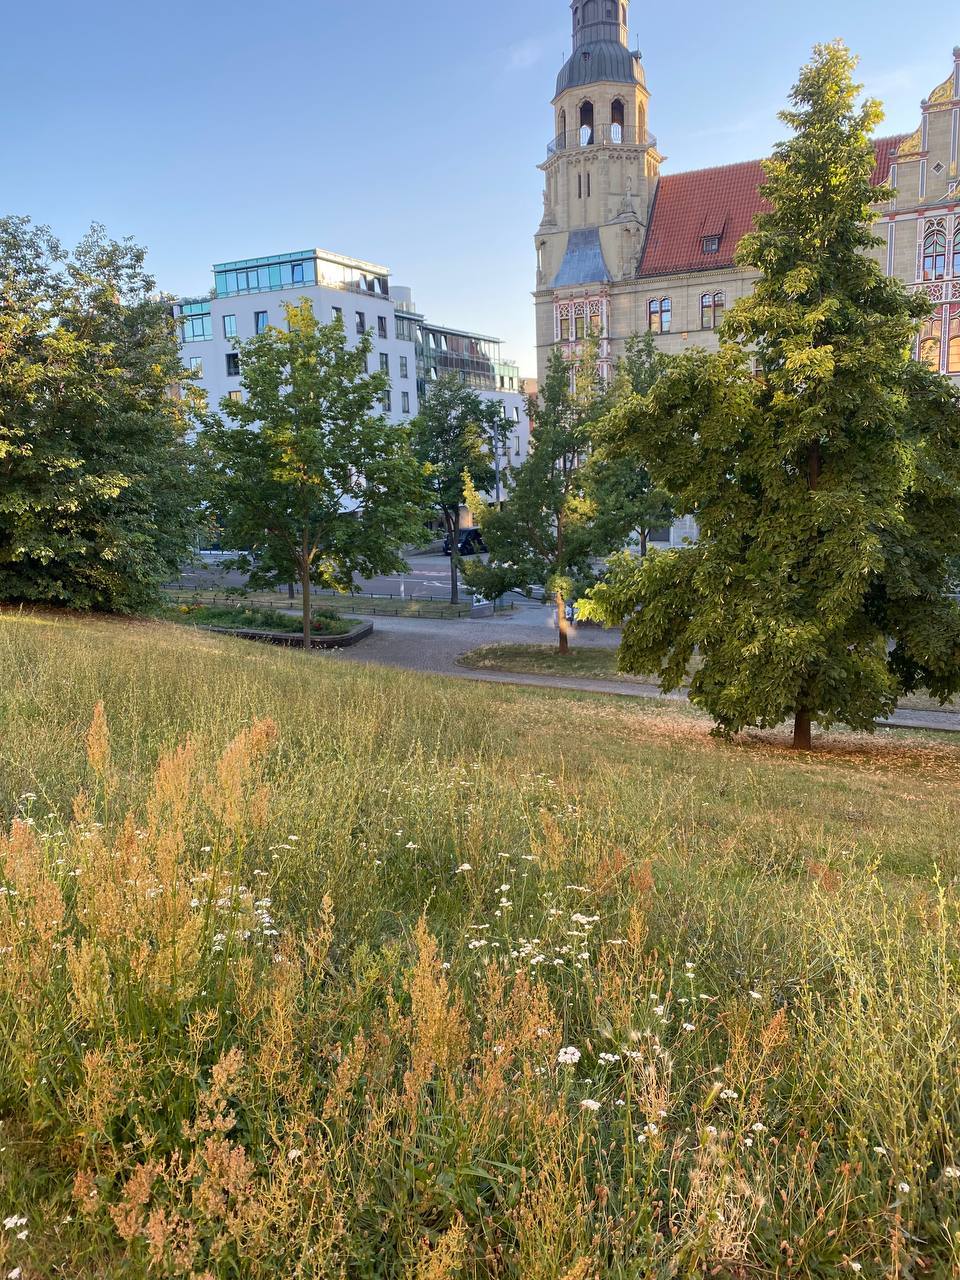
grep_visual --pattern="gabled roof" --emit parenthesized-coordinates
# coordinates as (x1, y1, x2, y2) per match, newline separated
(553, 227, 612, 287)
(637, 135, 909, 279)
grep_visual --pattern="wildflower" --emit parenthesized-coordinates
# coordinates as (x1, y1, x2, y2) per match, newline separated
(3, 1218, 26, 1232)
(455, 863, 472, 874)
(287, 1148, 303, 1163)
(598, 1052, 620, 1063)
(751, 1123, 767, 1133)
(944, 1166, 960, 1179)
(720, 1089, 738, 1100)
(748, 991, 762, 1000)
(682, 1023, 696, 1032)
(743, 1137, 754, 1148)
(848, 1265, 862, 1274)
(705, 1125, 718, 1135)
(9, 1269, 23, 1279)
(898, 1182, 910, 1194)
(405, 842, 418, 849)
(580, 1099, 601, 1112)
(557, 1046, 581, 1066)
(654, 1006, 665, 1016)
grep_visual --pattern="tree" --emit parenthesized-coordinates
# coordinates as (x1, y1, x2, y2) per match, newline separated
(0, 218, 200, 611)
(581, 42, 960, 748)
(410, 377, 498, 604)
(201, 301, 428, 649)
(462, 345, 614, 653)
(589, 334, 674, 559)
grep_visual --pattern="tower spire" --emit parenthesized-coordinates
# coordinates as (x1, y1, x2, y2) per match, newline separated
(571, 0, 629, 52)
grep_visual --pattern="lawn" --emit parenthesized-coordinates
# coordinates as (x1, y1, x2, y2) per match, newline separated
(1, 611, 960, 1278)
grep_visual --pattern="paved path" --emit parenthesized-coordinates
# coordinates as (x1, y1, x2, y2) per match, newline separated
(326, 611, 960, 735)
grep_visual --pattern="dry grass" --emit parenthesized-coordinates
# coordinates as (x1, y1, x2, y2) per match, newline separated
(1, 612, 960, 1278)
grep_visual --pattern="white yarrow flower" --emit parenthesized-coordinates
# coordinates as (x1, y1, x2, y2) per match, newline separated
(287, 1148, 303, 1163)
(580, 1099, 601, 1112)
(557, 1046, 581, 1066)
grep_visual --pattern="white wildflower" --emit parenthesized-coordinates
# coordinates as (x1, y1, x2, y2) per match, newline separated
(557, 1046, 581, 1066)
(455, 863, 472, 874)
(287, 1148, 303, 1163)
(580, 1099, 601, 1112)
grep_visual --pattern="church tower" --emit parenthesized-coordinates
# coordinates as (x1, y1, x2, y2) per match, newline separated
(534, 0, 662, 381)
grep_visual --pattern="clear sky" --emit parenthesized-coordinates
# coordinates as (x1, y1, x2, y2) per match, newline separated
(1, 0, 954, 375)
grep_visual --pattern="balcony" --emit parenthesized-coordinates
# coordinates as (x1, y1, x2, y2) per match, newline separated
(546, 124, 656, 156)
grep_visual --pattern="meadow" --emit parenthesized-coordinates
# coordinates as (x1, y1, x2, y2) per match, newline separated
(1, 611, 959, 1278)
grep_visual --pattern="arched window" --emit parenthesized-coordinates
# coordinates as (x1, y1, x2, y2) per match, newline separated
(923, 227, 947, 281)
(701, 292, 725, 329)
(611, 98, 625, 143)
(954, 226, 960, 279)
(919, 311, 943, 370)
(661, 297, 672, 333)
(579, 100, 594, 146)
(558, 109, 567, 147)
(948, 306, 960, 373)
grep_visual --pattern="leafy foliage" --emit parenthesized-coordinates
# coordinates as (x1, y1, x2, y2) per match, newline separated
(410, 377, 499, 603)
(582, 43, 960, 744)
(464, 344, 669, 649)
(0, 217, 200, 611)
(200, 301, 428, 644)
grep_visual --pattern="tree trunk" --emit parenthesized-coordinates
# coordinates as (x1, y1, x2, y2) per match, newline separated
(639, 529, 648, 558)
(301, 531, 311, 652)
(556, 590, 570, 655)
(793, 708, 812, 751)
(287, 582, 295, 600)
(449, 511, 460, 605)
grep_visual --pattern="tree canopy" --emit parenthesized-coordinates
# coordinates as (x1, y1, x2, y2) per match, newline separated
(581, 42, 960, 746)
(201, 301, 428, 647)
(410, 377, 498, 604)
(0, 217, 200, 611)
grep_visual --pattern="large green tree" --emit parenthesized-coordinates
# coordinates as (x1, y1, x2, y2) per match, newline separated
(0, 218, 200, 611)
(201, 301, 428, 649)
(463, 345, 627, 652)
(410, 377, 498, 604)
(582, 42, 960, 748)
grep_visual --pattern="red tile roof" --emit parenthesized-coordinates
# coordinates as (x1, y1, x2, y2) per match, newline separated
(637, 135, 908, 279)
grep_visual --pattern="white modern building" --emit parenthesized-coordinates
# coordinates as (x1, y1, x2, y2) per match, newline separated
(175, 248, 421, 425)
(174, 247, 533, 486)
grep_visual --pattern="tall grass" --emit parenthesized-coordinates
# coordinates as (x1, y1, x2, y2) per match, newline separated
(1, 612, 959, 1278)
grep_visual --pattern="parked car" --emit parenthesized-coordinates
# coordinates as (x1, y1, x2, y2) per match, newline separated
(442, 529, 487, 556)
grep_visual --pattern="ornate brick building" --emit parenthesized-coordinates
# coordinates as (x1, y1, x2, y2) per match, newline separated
(534, 3, 960, 385)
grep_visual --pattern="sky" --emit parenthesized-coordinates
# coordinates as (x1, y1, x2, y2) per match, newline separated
(1, 1, 954, 375)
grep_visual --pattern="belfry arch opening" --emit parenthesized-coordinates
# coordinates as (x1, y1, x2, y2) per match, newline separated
(579, 101, 594, 146)
(558, 108, 567, 145)
(611, 98, 625, 143)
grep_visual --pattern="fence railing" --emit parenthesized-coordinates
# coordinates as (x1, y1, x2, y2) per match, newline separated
(547, 124, 656, 155)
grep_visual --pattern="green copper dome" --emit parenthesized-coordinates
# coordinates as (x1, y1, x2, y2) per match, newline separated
(556, 42, 644, 95)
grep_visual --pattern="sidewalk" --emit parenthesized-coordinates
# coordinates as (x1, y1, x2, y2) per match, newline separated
(328, 612, 960, 735)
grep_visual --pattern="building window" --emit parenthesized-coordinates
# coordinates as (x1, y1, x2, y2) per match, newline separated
(702, 235, 721, 254)
(227, 390, 243, 403)
(226, 353, 240, 377)
(919, 311, 943, 370)
(179, 309, 212, 342)
(356, 312, 366, 334)
(382, 390, 392, 413)
(923, 227, 947, 281)
(648, 298, 661, 333)
(701, 292, 725, 329)
(512, 406, 521, 422)
(575, 313, 586, 340)
(948, 307, 960, 373)
(402, 391, 411, 414)
(560, 314, 571, 341)
(223, 314, 237, 338)
(954, 227, 960, 278)
(514, 435, 521, 457)
(377, 315, 388, 338)
(399, 356, 409, 378)
(189, 356, 203, 376)
(291, 261, 305, 285)
(577, 173, 583, 199)
(214, 256, 316, 297)
(254, 311, 268, 334)
(380, 353, 390, 373)
(332, 305, 343, 323)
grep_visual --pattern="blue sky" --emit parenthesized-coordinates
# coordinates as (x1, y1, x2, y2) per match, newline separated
(1, 0, 953, 374)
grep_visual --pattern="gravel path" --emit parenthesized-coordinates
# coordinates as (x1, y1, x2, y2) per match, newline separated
(326, 611, 960, 735)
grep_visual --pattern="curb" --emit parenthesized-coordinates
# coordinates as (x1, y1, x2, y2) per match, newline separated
(200, 620, 374, 649)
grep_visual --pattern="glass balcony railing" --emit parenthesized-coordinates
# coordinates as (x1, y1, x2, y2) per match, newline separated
(546, 124, 656, 155)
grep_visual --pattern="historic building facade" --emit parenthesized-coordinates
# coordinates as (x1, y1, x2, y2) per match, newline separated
(534, 2, 960, 386)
